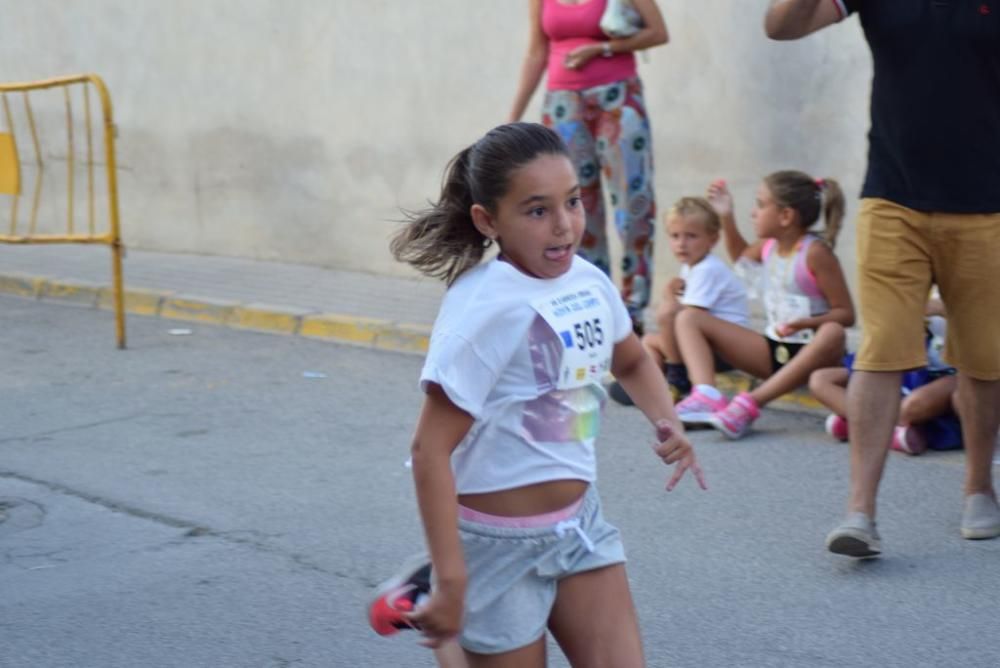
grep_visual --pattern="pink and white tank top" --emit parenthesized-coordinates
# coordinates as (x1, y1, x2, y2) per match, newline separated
(761, 235, 830, 343)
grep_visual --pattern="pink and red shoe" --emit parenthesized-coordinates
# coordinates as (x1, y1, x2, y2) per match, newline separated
(824, 414, 849, 442)
(709, 392, 761, 440)
(675, 388, 728, 426)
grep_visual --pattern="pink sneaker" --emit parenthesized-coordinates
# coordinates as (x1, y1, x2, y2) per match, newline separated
(824, 414, 849, 442)
(675, 388, 728, 426)
(709, 392, 761, 440)
(890, 425, 927, 455)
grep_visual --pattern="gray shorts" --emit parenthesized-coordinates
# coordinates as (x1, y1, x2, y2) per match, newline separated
(457, 486, 626, 655)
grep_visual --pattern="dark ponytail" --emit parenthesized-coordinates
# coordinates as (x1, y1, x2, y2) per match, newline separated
(390, 147, 486, 285)
(391, 122, 570, 284)
(764, 170, 846, 248)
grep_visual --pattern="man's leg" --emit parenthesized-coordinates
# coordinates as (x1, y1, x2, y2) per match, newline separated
(955, 374, 1000, 539)
(931, 210, 1000, 538)
(845, 370, 903, 518)
(956, 375, 999, 496)
(824, 369, 903, 557)
(827, 199, 931, 558)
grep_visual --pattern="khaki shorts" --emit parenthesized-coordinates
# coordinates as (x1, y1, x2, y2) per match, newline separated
(854, 198, 1000, 379)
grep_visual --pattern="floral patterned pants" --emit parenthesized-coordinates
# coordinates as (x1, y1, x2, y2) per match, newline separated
(542, 77, 655, 325)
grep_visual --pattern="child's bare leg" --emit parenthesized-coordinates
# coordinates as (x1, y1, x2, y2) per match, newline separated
(899, 375, 958, 425)
(641, 332, 667, 367)
(750, 322, 846, 406)
(654, 302, 683, 364)
(547, 564, 644, 668)
(674, 309, 771, 386)
(809, 367, 850, 416)
(463, 638, 545, 668)
(434, 640, 470, 668)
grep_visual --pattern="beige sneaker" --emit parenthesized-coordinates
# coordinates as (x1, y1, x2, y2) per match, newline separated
(960, 493, 1000, 540)
(826, 512, 881, 558)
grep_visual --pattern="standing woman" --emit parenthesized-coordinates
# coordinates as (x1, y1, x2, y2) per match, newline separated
(509, 0, 668, 334)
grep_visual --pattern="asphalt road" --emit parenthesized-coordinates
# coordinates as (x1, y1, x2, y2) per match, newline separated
(1, 294, 997, 667)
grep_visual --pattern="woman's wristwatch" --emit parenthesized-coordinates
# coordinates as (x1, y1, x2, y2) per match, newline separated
(602, 42, 614, 58)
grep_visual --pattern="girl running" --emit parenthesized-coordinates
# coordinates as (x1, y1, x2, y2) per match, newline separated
(387, 122, 705, 666)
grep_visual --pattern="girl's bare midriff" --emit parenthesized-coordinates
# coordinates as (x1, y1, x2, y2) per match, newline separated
(458, 478, 589, 517)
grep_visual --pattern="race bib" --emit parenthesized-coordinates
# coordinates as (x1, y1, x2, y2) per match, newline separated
(532, 284, 614, 390)
(765, 292, 813, 343)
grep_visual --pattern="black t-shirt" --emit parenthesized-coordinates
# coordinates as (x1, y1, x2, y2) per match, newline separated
(844, 0, 1000, 213)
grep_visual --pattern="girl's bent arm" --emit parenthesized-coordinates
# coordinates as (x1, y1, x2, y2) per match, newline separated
(720, 211, 764, 263)
(509, 0, 549, 122)
(707, 181, 760, 262)
(611, 334, 707, 490)
(803, 241, 855, 328)
(407, 383, 476, 642)
(611, 333, 683, 428)
(720, 211, 747, 261)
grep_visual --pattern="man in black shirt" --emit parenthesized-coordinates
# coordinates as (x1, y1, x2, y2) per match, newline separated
(765, 0, 1000, 557)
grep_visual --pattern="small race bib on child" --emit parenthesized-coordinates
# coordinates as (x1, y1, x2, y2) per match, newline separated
(765, 292, 813, 343)
(532, 285, 614, 390)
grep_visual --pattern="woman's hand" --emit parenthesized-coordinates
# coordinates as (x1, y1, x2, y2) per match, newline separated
(564, 43, 604, 70)
(652, 419, 707, 491)
(706, 179, 733, 218)
(403, 579, 466, 649)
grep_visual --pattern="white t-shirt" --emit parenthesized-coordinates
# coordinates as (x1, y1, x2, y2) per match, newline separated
(679, 253, 750, 327)
(419, 256, 632, 494)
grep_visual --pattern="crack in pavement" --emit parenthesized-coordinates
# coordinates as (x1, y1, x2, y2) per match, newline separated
(0, 413, 155, 445)
(0, 471, 333, 575)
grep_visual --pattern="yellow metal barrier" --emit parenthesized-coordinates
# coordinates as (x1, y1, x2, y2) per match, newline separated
(0, 74, 125, 348)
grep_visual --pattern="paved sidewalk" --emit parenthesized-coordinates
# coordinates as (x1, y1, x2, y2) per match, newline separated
(0, 243, 827, 411)
(0, 244, 445, 353)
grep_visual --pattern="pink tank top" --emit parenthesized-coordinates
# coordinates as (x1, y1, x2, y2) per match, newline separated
(542, 0, 638, 90)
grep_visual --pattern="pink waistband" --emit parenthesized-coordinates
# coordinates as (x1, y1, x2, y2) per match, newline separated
(458, 495, 585, 528)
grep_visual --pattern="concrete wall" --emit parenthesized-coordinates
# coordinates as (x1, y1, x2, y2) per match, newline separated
(1, 1, 872, 298)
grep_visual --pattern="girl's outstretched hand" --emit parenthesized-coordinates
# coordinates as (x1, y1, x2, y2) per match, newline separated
(652, 419, 708, 491)
(706, 179, 733, 218)
(403, 584, 464, 649)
